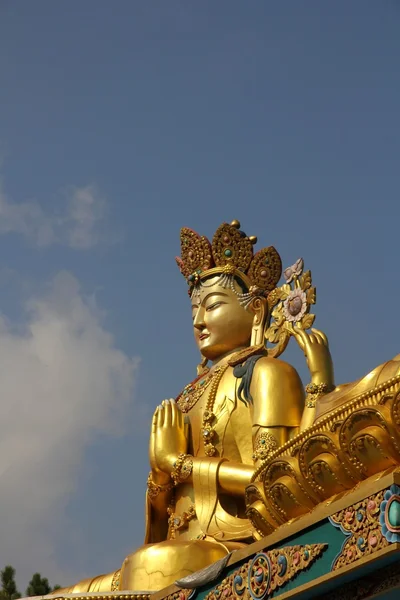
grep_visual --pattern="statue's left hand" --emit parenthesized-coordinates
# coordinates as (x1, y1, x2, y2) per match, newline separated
(151, 399, 189, 475)
(293, 328, 335, 389)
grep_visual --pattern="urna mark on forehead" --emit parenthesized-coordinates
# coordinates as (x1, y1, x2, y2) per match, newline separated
(190, 289, 230, 310)
(191, 276, 248, 307)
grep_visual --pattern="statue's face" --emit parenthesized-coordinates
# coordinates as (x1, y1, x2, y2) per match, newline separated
(191, 275, 254, 361)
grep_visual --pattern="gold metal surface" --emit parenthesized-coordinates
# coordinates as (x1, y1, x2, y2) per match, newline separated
(248, 376, 400, 531)
(48, 220, 400, 595)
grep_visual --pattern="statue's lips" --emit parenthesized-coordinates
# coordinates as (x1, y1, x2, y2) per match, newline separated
(199, 333, 209, 341)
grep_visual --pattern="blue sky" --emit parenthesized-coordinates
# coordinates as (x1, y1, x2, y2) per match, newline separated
(1, 0, 399, 589)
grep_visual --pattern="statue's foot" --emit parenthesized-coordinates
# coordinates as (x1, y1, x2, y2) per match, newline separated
(51, 571, 117, 594)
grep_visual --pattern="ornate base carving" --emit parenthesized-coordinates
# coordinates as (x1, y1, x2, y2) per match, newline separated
(248, 379, 400, 529)
(203, 544, 326, 600)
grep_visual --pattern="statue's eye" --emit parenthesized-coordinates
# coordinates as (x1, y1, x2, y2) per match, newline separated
(206, 302, 222, 311)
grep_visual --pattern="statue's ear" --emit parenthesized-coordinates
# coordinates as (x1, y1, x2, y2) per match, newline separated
(250, 297, 268, 347)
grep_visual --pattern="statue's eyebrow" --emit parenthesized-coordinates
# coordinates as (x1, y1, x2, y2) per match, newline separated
(191, 291, 229, 310)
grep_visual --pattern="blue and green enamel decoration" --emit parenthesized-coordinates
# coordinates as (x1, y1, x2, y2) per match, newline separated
(204, 544, 327, 600)
(247, 553, 271, 600)
(329, 485, 400, 570)
(380, 484, 400, 542)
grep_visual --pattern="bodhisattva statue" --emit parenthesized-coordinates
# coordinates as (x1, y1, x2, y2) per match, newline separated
(55, 220, 399, 594)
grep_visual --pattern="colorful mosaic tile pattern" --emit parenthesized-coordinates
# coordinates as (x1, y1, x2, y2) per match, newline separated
(204, 544, 327, 600)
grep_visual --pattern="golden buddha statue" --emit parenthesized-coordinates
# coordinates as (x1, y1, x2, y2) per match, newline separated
(56, 220, 323, 594)
(54, 219, 399, 595)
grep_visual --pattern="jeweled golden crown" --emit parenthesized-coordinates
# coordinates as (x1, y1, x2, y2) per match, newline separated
(176, 220, 282, 296)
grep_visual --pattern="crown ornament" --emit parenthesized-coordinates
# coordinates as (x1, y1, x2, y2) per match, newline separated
(176, 220, 318, 362)
(176, 220, 282, 307)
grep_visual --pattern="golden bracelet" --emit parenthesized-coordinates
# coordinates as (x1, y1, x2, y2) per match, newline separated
(305, 382, 330, 408)
(252, 431, 278, 462)
(147, 472, 173, 499)
(171, 453, 193, 486)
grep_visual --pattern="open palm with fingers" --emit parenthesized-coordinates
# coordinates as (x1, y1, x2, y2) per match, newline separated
(149, 399, 189, 478)
(293, 327, 334, 389)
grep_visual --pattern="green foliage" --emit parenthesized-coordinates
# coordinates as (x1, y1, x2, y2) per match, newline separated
(26, 573, 52, 597)
(0, 566, 61, 599)
(0, 566, 20, 600)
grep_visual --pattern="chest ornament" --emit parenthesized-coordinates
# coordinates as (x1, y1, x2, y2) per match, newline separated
(177, 366, 217, 413)
(176, 364, 230, 456)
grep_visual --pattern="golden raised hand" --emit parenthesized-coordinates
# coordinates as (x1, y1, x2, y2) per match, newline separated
(293, 327, 334, 389)
(149, 406, 169, 486)
(150, 399, 189, 476)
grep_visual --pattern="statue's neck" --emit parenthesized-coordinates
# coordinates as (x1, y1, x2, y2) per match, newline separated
(210, 346, 248, 369)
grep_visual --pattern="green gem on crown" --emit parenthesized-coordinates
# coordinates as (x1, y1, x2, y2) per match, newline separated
(224, 249, 232, 257)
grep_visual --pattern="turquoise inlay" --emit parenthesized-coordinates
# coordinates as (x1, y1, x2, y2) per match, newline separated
(380, 485, 400, 542)
(388, 498, 400, 527)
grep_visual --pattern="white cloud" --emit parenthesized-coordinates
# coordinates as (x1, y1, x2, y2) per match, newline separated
(0, 186, 56, 245)
(65, 185, 107, 249)
(0, 182, 114, 248)
(0, 272, 138, 587)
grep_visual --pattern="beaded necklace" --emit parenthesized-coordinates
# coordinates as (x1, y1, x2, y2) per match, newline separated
(176, 363, 230, 456)
(201, 364, 229, 456)
(176, 367, 213, 413)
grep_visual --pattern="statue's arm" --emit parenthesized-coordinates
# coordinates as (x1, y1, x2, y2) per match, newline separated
(292, 328, 335, 431)
(146, 402, 184, 533)
(144, 489, 170, 543)
(249, 357, 305, 465)
(216, 460, 254, 495)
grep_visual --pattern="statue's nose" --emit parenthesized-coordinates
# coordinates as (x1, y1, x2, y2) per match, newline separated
(193, 307, 205, 330)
